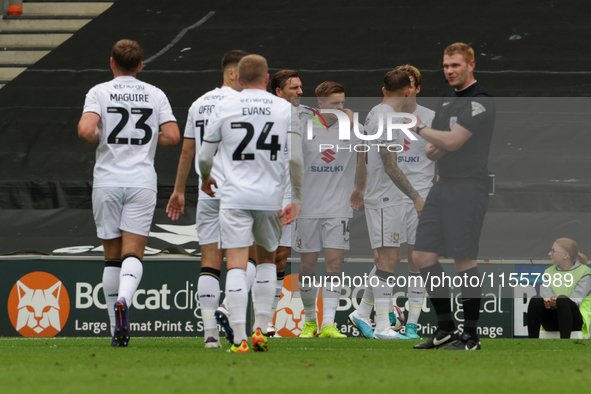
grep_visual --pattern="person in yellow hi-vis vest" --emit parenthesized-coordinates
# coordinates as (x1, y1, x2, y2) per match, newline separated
(528, 238, 591, 338)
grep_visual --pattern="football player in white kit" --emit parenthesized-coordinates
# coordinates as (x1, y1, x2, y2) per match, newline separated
(267, 69, 304, 336)
(166, 50, 248, 349)
(294, 81, 359, 339)
(392, 65, 435, 338)
(78, 39, 180, 347)
(347, 70, 425, 339)
(199, 55, 304, 353)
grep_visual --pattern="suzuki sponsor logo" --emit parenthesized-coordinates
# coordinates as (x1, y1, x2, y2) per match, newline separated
(403, 139, 411, 151)
(321, 149, 336, 163)
(311, 165, 344, 173)
(398, 156, 420, 163)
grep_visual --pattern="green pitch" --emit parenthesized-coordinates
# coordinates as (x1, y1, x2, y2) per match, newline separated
(1, 337, 589, 394)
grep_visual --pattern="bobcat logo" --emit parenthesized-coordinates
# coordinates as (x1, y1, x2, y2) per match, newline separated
(273, 274, 323, 337)
(8, 272, 70, 337)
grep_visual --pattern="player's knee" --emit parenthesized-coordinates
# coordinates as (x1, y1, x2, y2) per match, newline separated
(275, 248, 290, 269)
(411, 250, 426, 267)
(275, 258, 287, 272)
(300, 261, 315, 275)
(325, 259, 342, 273)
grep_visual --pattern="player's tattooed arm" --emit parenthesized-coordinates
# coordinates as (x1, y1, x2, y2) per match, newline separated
(379, 149, 419, 201)
(355, 151, 367, 189)
(379, 148, 424, 217)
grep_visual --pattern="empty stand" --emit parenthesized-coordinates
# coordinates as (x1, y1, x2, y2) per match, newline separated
(0, 0, 113, 88)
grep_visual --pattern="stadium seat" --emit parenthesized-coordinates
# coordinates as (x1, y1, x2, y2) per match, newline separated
(539, 330, 584, 339)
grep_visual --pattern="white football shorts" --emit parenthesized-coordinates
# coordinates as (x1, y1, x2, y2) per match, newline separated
(196, 198, 220, 245)
(219, 209, 282, 252)
(279, 197, 292, 248)
(404, 200, 419, 246)
(92, 187, 157, 239)
(365, 204, 407, 249)
(292, 217, 350, 253)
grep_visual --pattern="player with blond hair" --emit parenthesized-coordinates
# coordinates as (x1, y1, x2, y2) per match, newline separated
(348, 70, 424, 340)
(295, 81, 359, 339)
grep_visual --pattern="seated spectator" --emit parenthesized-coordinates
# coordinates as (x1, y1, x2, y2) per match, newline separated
(528, 238, 591, 338)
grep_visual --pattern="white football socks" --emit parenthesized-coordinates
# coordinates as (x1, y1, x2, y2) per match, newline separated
(299, 273, 318, 323)
(270, 274, 284, 322)
(246, 259, 257, 292)
(252, 263, 276, 333)
(407, 272, 425, 325)
(356, 265, 377, 319)
(118, 255, 143, 307)
(102, 264, 120, 336)
(222, 259, 257, 310)
(321, 274, 341, 328)
(225, 268, 248, 345)
(198, 270, 221, 339)
(373, 273, 393, 331)
(221, 260, 256, 309)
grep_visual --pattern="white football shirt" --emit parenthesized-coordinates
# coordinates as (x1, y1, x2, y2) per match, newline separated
(185, 86, 238, 200)
(204, 89, 291, 210)
(83, 75, 176, 191)
(299, 113, 361, 219)
(283, 105, 312, 200)
(397, 104, 436, 199)
(363, 103, 406, 209)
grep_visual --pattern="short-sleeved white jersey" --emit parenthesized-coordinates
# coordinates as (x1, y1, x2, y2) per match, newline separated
(204, 89, 291, 211)
(83, 76, 177, 191)
(184, 86, 238, 200)
(363, 103, 407, 209)
(283, 105, 312, 200)
(299, 113, 361, 219)
(397, 104, 436, 199)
